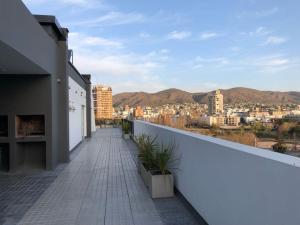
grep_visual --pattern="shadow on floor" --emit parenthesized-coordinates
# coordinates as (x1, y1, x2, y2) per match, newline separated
(0, 159, 69, 224)
(125, 139, 208, 225)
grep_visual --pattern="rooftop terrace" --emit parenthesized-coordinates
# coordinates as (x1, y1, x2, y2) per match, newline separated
(0, 128, 206, 225)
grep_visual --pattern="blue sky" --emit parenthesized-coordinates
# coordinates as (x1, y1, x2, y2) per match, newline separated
(23, 0, 300, 94)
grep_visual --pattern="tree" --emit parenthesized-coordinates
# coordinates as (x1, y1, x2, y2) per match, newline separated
(272, 141, 287, 154)
(288, 125, 300, 151)
(240, 126, 245, 136)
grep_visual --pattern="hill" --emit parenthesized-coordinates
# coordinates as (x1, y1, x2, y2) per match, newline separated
(113, 87, 300, 107)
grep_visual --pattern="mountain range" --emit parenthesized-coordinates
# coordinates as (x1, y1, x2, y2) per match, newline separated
(113, 87, 300, 107)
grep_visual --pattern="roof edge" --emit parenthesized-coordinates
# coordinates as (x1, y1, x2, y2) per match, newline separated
(34, 15, 68, 41)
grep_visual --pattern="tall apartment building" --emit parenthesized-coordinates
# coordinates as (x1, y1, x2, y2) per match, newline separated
(208, 89, 224, 115)
(93, 85, 113, 119)
(133, 106, 144, 118)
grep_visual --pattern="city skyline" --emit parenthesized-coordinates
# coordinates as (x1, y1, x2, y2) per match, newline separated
(23, 0, 300, 94)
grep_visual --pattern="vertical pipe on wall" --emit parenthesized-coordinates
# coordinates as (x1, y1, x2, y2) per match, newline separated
(83, 74, 92, 138)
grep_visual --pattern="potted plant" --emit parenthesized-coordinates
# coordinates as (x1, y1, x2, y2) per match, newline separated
(136, 135, 158, 187)
(135, 134, 178, 198)
(135, 134, 146, 174)
(122, 121, 130, 139)
(149, 142, 176, 198)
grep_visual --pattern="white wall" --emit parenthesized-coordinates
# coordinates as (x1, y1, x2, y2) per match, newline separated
(134, 120, 300, 225)
(69, 77, 87, 150)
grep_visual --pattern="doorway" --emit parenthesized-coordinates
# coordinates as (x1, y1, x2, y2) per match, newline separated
(81, 105, 85, 140)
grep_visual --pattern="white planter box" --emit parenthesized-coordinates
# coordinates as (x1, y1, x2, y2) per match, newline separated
(123, 133, 130, 139)
(149, 172, 174, 198)
(140, 163, 150, 187)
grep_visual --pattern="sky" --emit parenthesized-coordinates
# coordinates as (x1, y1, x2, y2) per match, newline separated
(22, 0, 300, 94)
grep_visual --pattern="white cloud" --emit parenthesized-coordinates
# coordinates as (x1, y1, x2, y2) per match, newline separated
(68, 33, 168, 80)
(72, 52, 167, 94)
(73, 53, 159, 77)
(264, 58, 289, 66)
(61, 0, 88, 4)
(190, 54, 299, 75)
(146, 49, 171, 62)
(24, 0, 86, 4)
(241, 27, 271, 37)
(255, 7, 279, 17)
(199, 32, 220, 40)
(251, 27, 271, 36)
(191, 57, 229, 69)
(139, 32, 151, 38)
(68, 37, 169, 93)
(244, 54, 299, 74)
(23, 0, 108, 9)
(167, 31, 191, 40)
(195, 57, 229, 65)
(237, 7, 279, 18)
(193, 64, 203, 69)
(69, 32, 123, 48)
(254, 55, 289, 65)
(22, 0, 46, 4)
(70, 11, 145, 27)
(160, 49, 170, 54)
(263, 36, 287, 45)
(241, 27, 288, 46)
(229, 47, 241, 52)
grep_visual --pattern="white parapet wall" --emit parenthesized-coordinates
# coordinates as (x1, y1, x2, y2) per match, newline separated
(134, 120, 300, 225)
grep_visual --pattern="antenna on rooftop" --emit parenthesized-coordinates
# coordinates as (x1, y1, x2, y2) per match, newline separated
(68, 50, 73, 64)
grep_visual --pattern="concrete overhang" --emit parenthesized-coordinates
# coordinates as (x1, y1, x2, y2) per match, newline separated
(0, 0, 65, 75)
(0, 40, 48, 75)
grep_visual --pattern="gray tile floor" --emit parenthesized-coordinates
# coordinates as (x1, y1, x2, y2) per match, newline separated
(1, 128, 207, 225)
(17, 129, 163, 225)
(0, 167, 65, 225)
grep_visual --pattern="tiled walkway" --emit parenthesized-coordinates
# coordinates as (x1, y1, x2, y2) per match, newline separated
(0, 128, 207, 225)
(0, 172, 60, 225)
(17, 129, 163, 225)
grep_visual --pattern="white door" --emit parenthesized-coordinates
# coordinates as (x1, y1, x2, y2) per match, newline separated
(81, 105, 85, 140)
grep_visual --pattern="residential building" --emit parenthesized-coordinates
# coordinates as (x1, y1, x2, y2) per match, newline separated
(271, 110, 285, 119)
(208, 89, 224, 115)
(92, 85, 113, 120)
(125, 105, 130, 112)
(0, 1, 95, 172)
(199, 115, 240, 127)
(225, 116, 241, 126)
(155, 114, 186, 128)
(133, 106, 144, 118)
(283, 114, 300, 121)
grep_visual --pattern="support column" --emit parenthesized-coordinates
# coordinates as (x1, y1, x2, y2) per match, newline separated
(83, 74, 92, 138)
